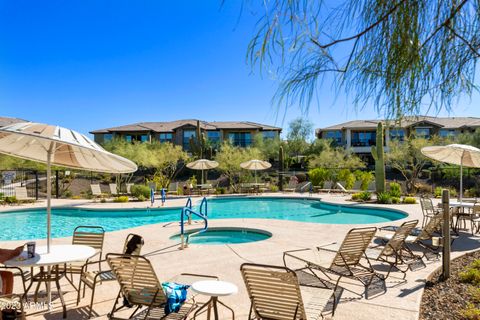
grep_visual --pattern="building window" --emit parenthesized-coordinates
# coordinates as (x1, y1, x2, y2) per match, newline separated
(439, 129, 457, 138)
(351, 130, 376, 147)
(228, 132, 252, 147)
(125, 134, 149, 143)
(389, 129, 405, 141)
(324, 131, 342, 144)
(183, 130, 196, 150)
(103, 133, 113, 141)
(262, 131, 277, 139)
(159, 133, 173, 143)
(415, 128, 431, 139)
(207, 131, 221, 145)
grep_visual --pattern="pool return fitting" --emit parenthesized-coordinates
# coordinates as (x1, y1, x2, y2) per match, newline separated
(180, 197, 208, 249)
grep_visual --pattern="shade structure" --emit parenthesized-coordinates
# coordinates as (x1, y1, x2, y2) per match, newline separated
(0, 122, 138, 251)
(240, 159, 272, 183)
(421, 144, 480, 200)
(186, 159, 219, 184)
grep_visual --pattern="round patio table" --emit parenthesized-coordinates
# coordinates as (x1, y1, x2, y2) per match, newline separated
(4, 244, 96, 318)
(191, 280, 238, 320)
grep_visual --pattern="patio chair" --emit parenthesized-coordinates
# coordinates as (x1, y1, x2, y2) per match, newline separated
(368, 220, 424, 279)
(367, 182, 376, 192)
(283, 226, 385, 299)
(106, 253, 217, 320)
(126, 183, 134, 195)
(14, 187, 35, 202)
(241, 263, 338, 319)
(90, 184, 102, 199)
(351, 181, 362, 192)
(77, 233, 144, 318)
(284, 180, 298, 192)
(335, 182, 348, 195)
(420, 196, 441, 227)
(318, 181, 334, 193)
(0, 293, 25, 320)
(166, 182, 178, 195)
(109, 183, 118, 196)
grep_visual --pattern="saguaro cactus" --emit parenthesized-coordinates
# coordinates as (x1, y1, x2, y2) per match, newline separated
(189, 120, 206, 158)
(371, 122, 386, 193)
(279, 145, 285, 191)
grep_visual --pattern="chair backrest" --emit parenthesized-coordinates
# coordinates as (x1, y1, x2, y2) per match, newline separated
(168, 182, 178, 192)
(123, 233, 144, 255)
(379, 220, 418, 257)
(107, 253, 166, 307)
(367, 181, 376, 191)
(323, 181, 333, 189)
(472, 202, 480, 216)
(417, 215, 443, 241)
(336, 182, 347, 192)
(109, 183, 117, 195)
(420, 197, 435, 215)
(352, 181, 362, 190)
(72, 226, 105, 251)
(90, 184, 102, 196)
(14, 187, 30, 200)
(126, 183, 134, 194)
(287, 179, 298, 188)
(241, 263, 306, 320)
(332, 227, 377, 267)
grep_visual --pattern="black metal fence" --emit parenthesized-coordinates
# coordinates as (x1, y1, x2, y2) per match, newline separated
(0, 170, 39, 199)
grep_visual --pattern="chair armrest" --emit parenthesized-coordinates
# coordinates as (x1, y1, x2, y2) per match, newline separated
(80, 258, 108, 274)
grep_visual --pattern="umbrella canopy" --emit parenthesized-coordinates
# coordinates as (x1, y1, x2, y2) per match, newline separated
(421, 144, 480, 200)
(240, 159, 272, 170)
(186, 159, 219, 184)
(240, 159, 271, 183)
(0, 122, 138, 252)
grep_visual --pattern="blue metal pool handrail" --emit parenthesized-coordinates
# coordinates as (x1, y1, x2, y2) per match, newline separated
(185, 197, 192, 209)
(180, 197, 208, 249)
(199, 197, 208, 216)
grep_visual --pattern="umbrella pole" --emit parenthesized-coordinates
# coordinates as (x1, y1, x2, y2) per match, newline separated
(47, 149, 52, 253)
(255, 170, 257, 184)
(460, 162, 463, 202)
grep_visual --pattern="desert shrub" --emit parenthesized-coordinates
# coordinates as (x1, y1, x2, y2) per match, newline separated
(377, 192, 392, 204)
(353, 190, 373, 201)
(337, 169, 355, 189)
(354, 171, 374, 191)
(269, 185, 279, 192)
(100, 198, 107, 203)
(5, 196, 17, 204)
(434, 186, 443, 198)
(449, 188, 458, 197)
(468, 286, 480, 304)
(63, 190, 73, 198)
(389, 182, 402, 198)
(402, 197, 417, 204)
(137, 195, 146, 202)
(114, 196, 129, 203)
(351, 193, 361, 201)
(391, 197, 401, 204)
(461, 303, 480, 320)
(131, 185, 151, 199)
(460, 260, 480, 285)
(215, 187, 226, 195)
(71, 195, 81, 200)
(415, 182, 432, 194)
(308, 168, 331, 186)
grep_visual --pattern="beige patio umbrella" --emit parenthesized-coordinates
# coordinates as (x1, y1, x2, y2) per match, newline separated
(0, 122, 138, 252)
(421, 144, 480, 200)
(186, 159, 219, 184)
(240, 159, 272, 183)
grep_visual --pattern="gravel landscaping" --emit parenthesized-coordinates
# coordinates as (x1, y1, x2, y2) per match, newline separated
(420, 250, 480, 320)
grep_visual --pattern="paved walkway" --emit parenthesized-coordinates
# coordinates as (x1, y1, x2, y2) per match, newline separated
(0, 193, 478, 319)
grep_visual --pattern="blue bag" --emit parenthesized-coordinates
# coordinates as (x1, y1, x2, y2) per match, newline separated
(161, 282, 190, 315)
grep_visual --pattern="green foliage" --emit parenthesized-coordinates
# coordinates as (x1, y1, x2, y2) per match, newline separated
(371, 123, 385, 193)
(130, 185, 151, 199)
(308, 168, 331, 186)
(137, 195, 146, 202)
(389, 182, 402, 198)
(337, 169, 355, 189)
(434, 186, 443, 198)
(113, 196, 129, 203)
(461, 303, 480, 320)
(214, 142, 263, 192)
(352, 191, 372, 202)
(354, 171, 374, 191)
(377, 192, 392, 204)
(285, 118, 313, 157)
(4, 196, 17, 204)
(460, 260, 480, 287)
(391, 197, 401, 204)
(215, 187, 226, 195)
(0, 154, 46, 171)
(468, 286, 480, 304)
(309, 142, 365, 170)
(269, 185, 279, 192)
(100, 198, 107, 203)
(402, 197, 417, 204)
(253, 134, 282, 160)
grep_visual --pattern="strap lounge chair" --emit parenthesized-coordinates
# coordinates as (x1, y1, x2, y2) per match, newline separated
(284, 180, 299, 193)
(420, 196, 442, 227)
(126, 183, 134, 195)
(14, 187, 35, 202)
(368, 220, 424, 279)
(90, 184, 102, 199)
(283, 227, 385, 299)
(109, 183, 118, 196)
(77, 234, 144, 318)
(106, 253, 217, 320)
(166, 182, 178, 195)
(241, 263, 338, 319)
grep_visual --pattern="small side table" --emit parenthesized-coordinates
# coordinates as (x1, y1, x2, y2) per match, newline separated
(191, 280, 237, 320)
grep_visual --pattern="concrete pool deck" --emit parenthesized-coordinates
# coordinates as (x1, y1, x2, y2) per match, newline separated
(1, 193, 479, 319)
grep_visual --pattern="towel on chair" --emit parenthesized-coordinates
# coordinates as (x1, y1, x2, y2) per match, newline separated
(161, 282, 190, 315)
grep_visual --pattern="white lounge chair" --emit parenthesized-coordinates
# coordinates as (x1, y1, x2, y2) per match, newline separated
(109, 183, 118, 196)
(90, 184, 102, 198)
(14, 187, 35, 202)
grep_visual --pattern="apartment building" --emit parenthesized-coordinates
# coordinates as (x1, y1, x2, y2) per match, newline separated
(90, 119, 281, 150)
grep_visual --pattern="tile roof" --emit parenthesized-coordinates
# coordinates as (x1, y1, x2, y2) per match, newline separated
(90, 119, 282, 134)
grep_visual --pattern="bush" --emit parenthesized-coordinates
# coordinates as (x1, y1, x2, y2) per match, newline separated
(391, 197, 401, 204)
(355, 171, 374, 191)
(377, 192, 392, 204)
(337, 169, 355, 189)
(215, 187, 226, 195)
(389, 182, 402, 198)
(351, 193, 361, 201)
(5, 196, 17, 204)
(434, 186, 443, 198)
(114, 196, 129, 203)
(100, 198, 107, 203)
(63, 190, 73, 198)
(71, 195, 82, 200)
(402, 197, 417, 204)
(131, 185, 151, 199)
(460, 260, 480, 285)
(137, 195, 146, 202)
(308, 168, 331, 186)
(415, 182, 432, 194)
(359, 191, 371, 201)
(461, 303, 480, 320)
(269, 185, 279, 192)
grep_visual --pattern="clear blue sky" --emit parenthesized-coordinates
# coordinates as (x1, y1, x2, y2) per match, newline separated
(0, 1, 478, 138)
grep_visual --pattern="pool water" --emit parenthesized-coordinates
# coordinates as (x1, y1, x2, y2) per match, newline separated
(0, 197, 407, 241)
(170, 228, 272, 245)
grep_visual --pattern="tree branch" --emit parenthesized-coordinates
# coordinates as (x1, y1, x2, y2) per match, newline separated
(446, 24, 480, 57)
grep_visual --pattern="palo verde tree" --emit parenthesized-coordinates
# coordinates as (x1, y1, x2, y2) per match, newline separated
(247, 1, 480, 117)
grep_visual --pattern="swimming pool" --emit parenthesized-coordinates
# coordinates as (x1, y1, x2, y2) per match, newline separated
(0, 197, 407, 241)
(170, 227, 272, 245)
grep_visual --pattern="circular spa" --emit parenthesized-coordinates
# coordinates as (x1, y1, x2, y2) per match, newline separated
(170, 227, 272, 245)
(0, 197, 408, 241)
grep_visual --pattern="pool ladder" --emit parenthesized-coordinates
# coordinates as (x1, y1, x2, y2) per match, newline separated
(180, 197, 208, 249)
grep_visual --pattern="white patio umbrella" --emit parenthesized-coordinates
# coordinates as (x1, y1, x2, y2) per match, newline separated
(240, 159, 272, 183)
(421, 144, 480, 200)
(186, 159, 219, 184)
(0, 122, 138, 252)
